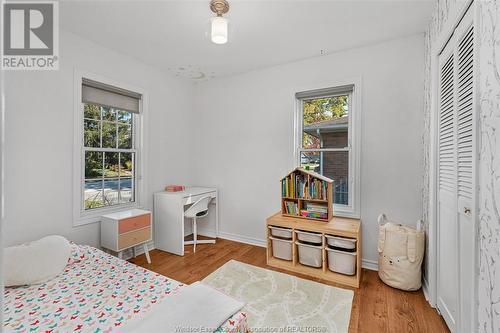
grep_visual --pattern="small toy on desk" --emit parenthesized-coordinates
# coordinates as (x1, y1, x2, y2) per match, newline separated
(165, 185, 185, 192)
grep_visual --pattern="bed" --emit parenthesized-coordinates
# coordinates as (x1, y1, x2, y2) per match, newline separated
(4, 244, 247, 333)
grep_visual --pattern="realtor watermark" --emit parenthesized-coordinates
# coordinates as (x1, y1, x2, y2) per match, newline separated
(175, 326, 328, 332)
(1, 0, 59, 70)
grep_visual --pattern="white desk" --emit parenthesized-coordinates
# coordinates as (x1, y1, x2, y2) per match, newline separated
(154, 187, 218, 256)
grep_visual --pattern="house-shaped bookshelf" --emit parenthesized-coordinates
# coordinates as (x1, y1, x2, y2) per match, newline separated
(281, 167, 333, 222)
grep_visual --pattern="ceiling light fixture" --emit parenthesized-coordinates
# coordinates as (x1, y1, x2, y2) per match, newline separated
(210, 0, 229, 44)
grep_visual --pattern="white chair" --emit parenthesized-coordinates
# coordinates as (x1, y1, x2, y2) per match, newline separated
(184, 195, 216, 253)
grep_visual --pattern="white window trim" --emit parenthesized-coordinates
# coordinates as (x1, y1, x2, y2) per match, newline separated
(294, 78, 361, 219)
(73, 69, 148, 226)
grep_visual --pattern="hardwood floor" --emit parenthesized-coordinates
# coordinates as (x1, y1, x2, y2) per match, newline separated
(129, 238, 449, 333)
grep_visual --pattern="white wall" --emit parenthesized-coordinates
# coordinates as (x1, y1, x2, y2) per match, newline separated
(4, 30, 193, 247)
(4, 30, 425, 267)
(192, 34, 425, 264)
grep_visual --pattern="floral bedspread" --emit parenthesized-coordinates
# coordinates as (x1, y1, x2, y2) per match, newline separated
(4, 245, 247, 333)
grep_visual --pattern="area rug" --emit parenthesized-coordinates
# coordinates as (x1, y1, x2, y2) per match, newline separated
(202, 260, 354, 333)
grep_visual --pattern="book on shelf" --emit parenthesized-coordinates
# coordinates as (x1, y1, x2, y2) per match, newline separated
(281, 171, 328, 200)
(305, 202, 328, 213)
(301, 202, 328, 219)
(300, 210, 328, 219)
(284, 201, 298, 216)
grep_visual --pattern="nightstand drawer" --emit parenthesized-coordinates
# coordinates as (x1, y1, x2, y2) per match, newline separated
(119, 214, 150, 234)
(118, 227, 151, 250)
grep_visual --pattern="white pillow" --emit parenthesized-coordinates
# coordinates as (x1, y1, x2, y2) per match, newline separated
(4, 235, 71, 287)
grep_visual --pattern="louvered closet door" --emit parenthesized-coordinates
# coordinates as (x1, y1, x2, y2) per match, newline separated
(456, 14, 475, 333)
(437, 7, 475, 333)
(437, 38, 459, 333)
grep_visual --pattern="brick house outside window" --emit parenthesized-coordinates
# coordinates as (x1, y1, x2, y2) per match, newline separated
(303, 116, 349, 205)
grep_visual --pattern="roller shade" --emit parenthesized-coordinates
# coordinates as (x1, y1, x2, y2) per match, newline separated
(295, 84, 354, 100)
(82, 78, 142, 113)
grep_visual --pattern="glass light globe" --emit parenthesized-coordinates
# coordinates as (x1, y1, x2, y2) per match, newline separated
(211, 16, 228, 44)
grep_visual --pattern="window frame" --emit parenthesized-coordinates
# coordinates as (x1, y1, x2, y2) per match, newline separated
(294, 80, 361, 218)
(73, 70, 148, 226)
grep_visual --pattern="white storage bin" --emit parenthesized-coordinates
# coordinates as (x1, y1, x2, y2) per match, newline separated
(326, 247, 356, 275)
(270, 236, 293, 261)
(295, 241, 322, 268)
(269, 226, 292, 239)
(295, 230, 322, 244)
(325, 235, 356, 250)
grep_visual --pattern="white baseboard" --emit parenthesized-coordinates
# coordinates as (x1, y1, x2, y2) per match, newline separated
(362, 259, 378, 271)
(422, 278, 429, 300)
(196, 229, 217, 239)
(217, 231, 267, 248)
(422, 277, 435, 307)
(173, 228, 265, 247)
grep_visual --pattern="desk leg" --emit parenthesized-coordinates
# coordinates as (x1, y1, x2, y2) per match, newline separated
(143, 243, 151, 264)
(215, 193, 219, 238)
(118, 251, 123, 260)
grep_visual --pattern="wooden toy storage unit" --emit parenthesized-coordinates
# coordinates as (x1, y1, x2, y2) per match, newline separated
(267, 168, 362, 288)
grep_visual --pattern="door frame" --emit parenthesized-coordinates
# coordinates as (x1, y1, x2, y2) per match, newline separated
(428, 0, 479, 331)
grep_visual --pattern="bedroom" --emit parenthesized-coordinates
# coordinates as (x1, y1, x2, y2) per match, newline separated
(0, 0, 498, 332)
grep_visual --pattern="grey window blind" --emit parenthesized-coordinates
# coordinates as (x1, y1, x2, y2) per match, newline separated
(295, 84, 354, 100)
(82, 78, 142, 113)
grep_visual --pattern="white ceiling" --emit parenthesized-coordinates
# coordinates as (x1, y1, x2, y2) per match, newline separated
(60, 0, 435, 80)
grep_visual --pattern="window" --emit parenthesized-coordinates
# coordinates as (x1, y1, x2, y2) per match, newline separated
(295, 84, 360, 217)
(83, 105, 135, 210)
(77, 77, 142, 219)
